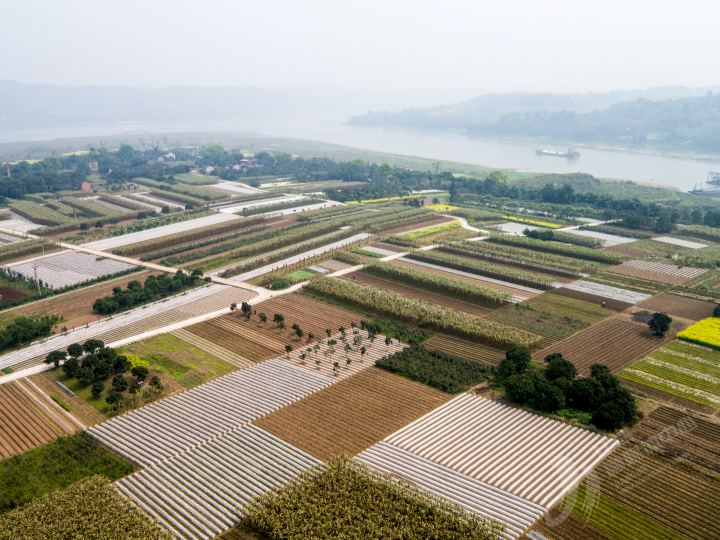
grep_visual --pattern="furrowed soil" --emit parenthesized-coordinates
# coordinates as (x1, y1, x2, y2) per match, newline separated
(394, 259, 538, 297)
(532, 316, 676, 375)
(0, 270, 157, 332)
(340, 272, 492, 318)
(522, 509, 613, 540)
(608, 264, 690, 285)
(422, 334, 505, 365)
(631, 406, 720, 474)
(0, 383, 64, 460)
(253, 367, 450, 460)
(492, 293, 616, 336)
(0, 286, 28, 301)
(483, 313, 565, 350)
(635, 292, 716, 321)
(591, 442, 720, 540)
(186, 319, 280, 361)
(622, 378, 718, 415)
(548, 286, 634, 311)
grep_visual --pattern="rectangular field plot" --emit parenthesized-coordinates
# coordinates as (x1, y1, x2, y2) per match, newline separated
(564, 229, 637, 247)
(185, 320, 281, 362)
(7, 252, 136, 289)
(254, 367, 449, 460)
(422, 334, 505, 365)
(623, 259, 707, 280)
(87, 358, 332, 466)
(560, 280, 651, 304)
(80, 213, 242, 251)
(170, 328, 255, 369)
(635, 292, 716, 321)
(532, 316, 670, 375)
(117, 425, 321, 540)
(653, 236, 708, 249)
(356, 394, 617, 537)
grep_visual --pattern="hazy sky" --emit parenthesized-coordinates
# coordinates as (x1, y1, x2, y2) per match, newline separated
(3, 0, 717, 94)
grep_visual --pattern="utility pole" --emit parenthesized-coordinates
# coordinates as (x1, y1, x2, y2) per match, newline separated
(32, 263, 41, 296)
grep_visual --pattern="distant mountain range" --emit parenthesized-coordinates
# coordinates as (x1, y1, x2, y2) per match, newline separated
(348, 86, 720, 154)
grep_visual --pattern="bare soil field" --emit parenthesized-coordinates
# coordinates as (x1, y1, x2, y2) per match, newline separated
(532, 316, 675, 375)
(253, 367, 450, 460)
(0, 286, 29, 301)
(603, 244, 655, 258)
(594, 442, 720, 540)
(634, 292, 716, 322)
(608, 264, 689, 285)
(0, 270, 156, 331)
(0, 382, 67, 459)
(185, 320, 278, 362)
(318, 259, 355, 272)
(394, 259, 539, 297)
(422, 334, 505, 365)
(341, 272, 492, 318)
(548, 286, 633, 311)
(632, 406, 720, 474)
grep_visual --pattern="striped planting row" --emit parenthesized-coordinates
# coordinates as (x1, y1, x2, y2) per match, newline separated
(116, 425, 322, 540)
(356, 442, 545, 539)
(623, 259, 708, 279)
(275, 329, 406, 380)
(0, 211, 42, 232)
(216, 195, 307, 214)
(0, 284, 228, 372)
(134, 193, 186, 209)
(561, 280, 651, 304)
(230, 233, 373, 281)
(171, 286, 256, 317)
(87, 358, 332, 466)
(171, 329, 255, 369)
(379, 394, 618, 509)
(7, 252, 136, 289)
(653, 236, 708, 249)
(80, 213, 242, 250)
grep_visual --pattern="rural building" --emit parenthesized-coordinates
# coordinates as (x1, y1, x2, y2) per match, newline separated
(86, 160, 98, 167)
(75, 181, 91, 190)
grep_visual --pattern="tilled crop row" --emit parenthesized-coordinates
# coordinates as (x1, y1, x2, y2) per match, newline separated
(483, 313, 565, 350)
(422, 334, 505, 365)
(0, 383, 59, 459)
(185, 321, 279, 362)
(635, 292, 717, 322)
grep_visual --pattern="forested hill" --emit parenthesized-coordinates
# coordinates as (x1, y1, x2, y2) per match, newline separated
(349, 91, 720, 154)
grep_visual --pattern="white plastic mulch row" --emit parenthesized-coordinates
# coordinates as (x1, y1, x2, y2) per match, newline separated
(623, 259, 707, 279)
(7, 252, 136, 289)
(117, 425, 322, 540)
(170, 329, 255, 370)
(87, 358, 332, 466)
(652, 236, 708, 249)
(275, 329, 406, 380)
(397, 257, 538, 299)
(117, 195, 160, 212)
(361, 245, 398, 257)
(487, 222, 538, 235)
(0, 211, 42, 232)
(357, 394, 618, 530)
(171, 286, 256, 317)
(357, 443, 545, 540)
(0, 232, 24, 243)
(210, 182, 260, 195)
(229, 233, 373, 282)
(133, 193, 185, 209)
(306, 265, 329, 274)
(0, 284, 229, 372)
(564, 229, 637, 247)
(80, 213, 242, 251)
(561, 280, 652, 304)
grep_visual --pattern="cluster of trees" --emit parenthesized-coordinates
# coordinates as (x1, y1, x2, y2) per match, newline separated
(44, 340, 161, 407)
(498, 348, 638, 431)
(92, 270, 203, 314)
(0, 315, 61, 352)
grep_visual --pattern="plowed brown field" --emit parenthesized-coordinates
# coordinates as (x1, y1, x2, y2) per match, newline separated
(0, 383, 65, 459)
(483, 313, 565, 350)
(185, 321, 278, 362)
(532, 316, 671, 375)
(341, 272, 492, 317)
(253, 367, 450, 460)
(422, 334, 505, 365)
(635, 292, 716, 322)
(548, 287, 633, 311)
(632, 406, 720, 474)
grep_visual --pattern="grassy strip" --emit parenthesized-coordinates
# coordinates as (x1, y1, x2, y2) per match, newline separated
(0, 476, 171, 539)
(304, 276, 540, 349)
(579, 225, 652, 239)
(631, 361, 720, 396)
(486, 233, 624, 264)
(401, 220, 460, 239)
(502, 215, 561, 228)
(665, 341, 720, 363)
(651, 351, 720, 377)
(409, 249, 554, 287)
(361, 260, 512, 307)
(243, 456, 500, 540)
(50, 395, 70, 411)
(376, 345, 489, 393)
(0, 433, 135, 513)
(620, 371, 718, 407)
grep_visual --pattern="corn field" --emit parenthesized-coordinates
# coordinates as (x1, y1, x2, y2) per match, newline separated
(9, 200, 75, 226)
(304, 276, 540, 349)
(0, 238, 58, 263)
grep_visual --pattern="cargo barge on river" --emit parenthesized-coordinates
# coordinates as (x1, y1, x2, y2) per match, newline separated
(536, 147, 581, 158)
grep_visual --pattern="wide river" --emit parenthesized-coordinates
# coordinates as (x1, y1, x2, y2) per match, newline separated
(2, 115, 718, 192)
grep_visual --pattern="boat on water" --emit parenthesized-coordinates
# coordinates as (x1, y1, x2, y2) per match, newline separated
(536, 147, 581, 158)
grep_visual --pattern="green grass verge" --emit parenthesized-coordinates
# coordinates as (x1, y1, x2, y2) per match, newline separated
(0, 433, 135, 513)
(619, 371, 718, 408)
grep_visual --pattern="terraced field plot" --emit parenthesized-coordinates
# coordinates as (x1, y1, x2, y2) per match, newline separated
(341, 272, 493, 317)
(634, 292, 716, 321)
(632, 406, 720, 473)
(422, 334, 505, 365)
(0, 382, 72, 459)
(7, 251, 136, 289)
(533, 316, 672, 375)
(87, 358, 332, 466)
(356, 394, 617, 538)
(620, 341, 720, 408)
(254, 367, 450, 460)
(117, 425, 321, 540)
